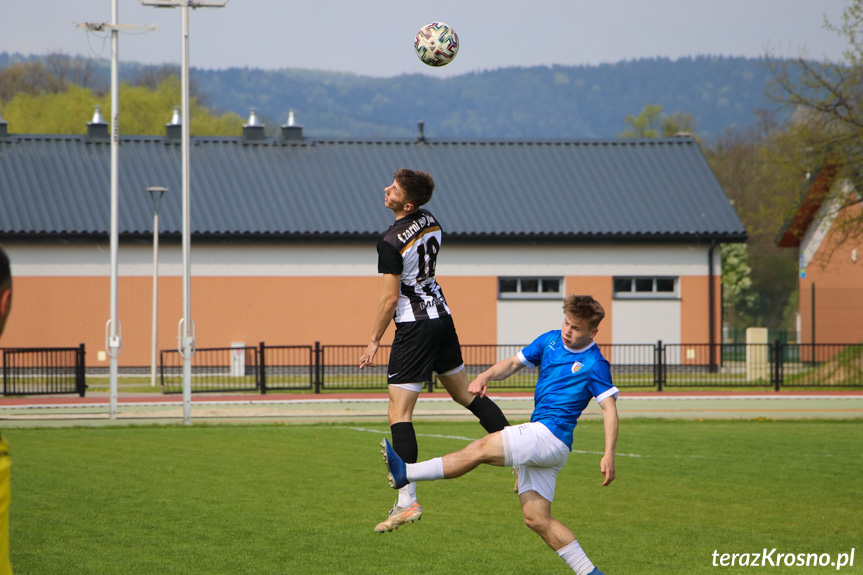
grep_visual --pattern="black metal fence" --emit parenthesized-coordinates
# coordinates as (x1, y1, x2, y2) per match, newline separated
(159, 345, 262, 394)
(2, 344, 87, 396)
(630, 341, 863, 391)
(2, 341, 861, 397)
(158, 340, 863, 394)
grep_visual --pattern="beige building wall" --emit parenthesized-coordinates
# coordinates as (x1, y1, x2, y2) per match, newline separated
(2, 241, 723, 367)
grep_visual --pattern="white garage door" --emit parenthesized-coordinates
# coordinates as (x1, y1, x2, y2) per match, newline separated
(611, 299, 680, 345)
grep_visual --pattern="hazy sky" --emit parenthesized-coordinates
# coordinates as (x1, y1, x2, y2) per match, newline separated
(0, 0, 851, 78)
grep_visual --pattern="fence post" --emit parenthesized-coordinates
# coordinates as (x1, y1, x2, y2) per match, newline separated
(811, 283, 816, 368)
(772, 339, 783, 392)
(314, 341, 322, 394)
(709, 340, 718, 374)
(76, 343, 87, 397)
(259, 341, 267, 395)
(654, 340, 663, 392)
(159, 350, 165, 390)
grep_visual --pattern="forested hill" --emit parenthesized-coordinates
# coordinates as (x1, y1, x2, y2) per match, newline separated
(1, 53, 785, 140)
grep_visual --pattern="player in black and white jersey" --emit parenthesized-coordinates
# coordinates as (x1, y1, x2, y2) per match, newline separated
(359, 168, 511, 533)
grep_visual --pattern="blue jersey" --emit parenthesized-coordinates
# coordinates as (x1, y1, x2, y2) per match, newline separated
(518, 331, 619, 449)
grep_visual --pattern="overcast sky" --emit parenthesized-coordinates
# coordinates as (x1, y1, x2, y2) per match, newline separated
(0, 0, 851, 78)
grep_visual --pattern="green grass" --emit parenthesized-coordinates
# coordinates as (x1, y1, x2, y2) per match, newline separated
(6, 420, 863, 574)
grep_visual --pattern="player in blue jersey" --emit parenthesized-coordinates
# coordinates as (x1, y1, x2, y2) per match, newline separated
(380, 295, 618, 575)
(360, 169, 510, 533)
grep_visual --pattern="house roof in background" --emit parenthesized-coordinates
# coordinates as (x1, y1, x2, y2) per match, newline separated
(776, 163, 840, 248)
(0, 133, 746, 244)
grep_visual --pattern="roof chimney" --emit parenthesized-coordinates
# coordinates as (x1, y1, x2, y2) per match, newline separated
(243, 108, 266, 142)
(417, 121, 426, 143)
(0, 111, 7, 139)
(87, 105, 109, 140)
(280, 109, 303, 142)
(165, 106, 182, 142)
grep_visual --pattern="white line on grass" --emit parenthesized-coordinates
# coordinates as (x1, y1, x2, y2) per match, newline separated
(343, 426, 645, 457)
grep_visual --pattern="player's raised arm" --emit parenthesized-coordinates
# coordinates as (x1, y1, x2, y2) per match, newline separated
(468, 355, 525, 397)
(599, 395, 618, 486)
(360, 274, 400, 369)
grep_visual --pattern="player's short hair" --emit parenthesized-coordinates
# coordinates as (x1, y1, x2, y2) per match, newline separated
(394, 168, 435, 208)
(563, 295, 605, 331)
(0, 246, 10, 292)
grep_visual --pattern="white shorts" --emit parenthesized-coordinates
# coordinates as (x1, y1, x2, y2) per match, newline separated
(501, 421, 569, 502)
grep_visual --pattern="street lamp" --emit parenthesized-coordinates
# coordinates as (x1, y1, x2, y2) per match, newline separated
(139, 0, 228, 424)
(77, 5, 155, 419)
(146, 186, 168, 388)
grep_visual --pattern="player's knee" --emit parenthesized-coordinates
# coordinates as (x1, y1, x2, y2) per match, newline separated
(467, 434, 497, 461)
(522, 511, 549, 534)
(521, 502, 554, 536)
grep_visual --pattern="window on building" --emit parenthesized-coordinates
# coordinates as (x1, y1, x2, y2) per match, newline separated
(498, 277, 562, 299)
(613, 276, 678, 298)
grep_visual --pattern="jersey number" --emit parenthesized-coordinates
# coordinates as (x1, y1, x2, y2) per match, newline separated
(415, 237, 440, 282)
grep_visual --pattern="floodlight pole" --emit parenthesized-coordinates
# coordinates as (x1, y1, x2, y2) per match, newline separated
(78, 3, 156, 420)
(140, 0, 228, 424)
(108, 0, 121, 419)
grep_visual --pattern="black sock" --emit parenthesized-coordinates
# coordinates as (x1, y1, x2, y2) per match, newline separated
(467, 395, 510, 433)
(390, 422, 418, 463)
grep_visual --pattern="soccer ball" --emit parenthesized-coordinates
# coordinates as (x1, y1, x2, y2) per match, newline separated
(414, 22, 459, 67)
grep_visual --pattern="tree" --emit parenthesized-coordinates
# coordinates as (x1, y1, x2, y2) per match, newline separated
(618, 103, 663, 137)
(721, 243, 759, 330)
(660, 110, 698, 138)
(703, 112, 801, 332)
(2, 76, 242, 136)
(619, 103, 797, 332)
(131, 63, 206, 106)
(619, 104, 698, 139)
(0, 60, 67, 104)
(43, 53, 106, 94)
(766, 0, 863, 250)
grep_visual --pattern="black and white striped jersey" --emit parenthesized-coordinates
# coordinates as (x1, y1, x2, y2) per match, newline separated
(377, 208, 452, 323)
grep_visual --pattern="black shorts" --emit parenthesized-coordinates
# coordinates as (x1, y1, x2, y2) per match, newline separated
(388, 315, 464, 385)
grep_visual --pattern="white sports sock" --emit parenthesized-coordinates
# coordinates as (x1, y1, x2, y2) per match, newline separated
(397, 482, 417, 508)
(556, 540, 595, 575)
(406, 457, 445, 482)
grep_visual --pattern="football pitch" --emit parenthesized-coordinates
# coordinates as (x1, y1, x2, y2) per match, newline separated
(7, 418, 862, 574)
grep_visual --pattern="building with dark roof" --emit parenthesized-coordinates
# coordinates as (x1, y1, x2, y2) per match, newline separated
(0, 116, 745, 368)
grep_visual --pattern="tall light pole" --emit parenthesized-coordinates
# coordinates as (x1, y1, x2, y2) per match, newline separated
(78, 4, 155, 419)
(140, 0, 228, 424)
(147, 186, 168, 389)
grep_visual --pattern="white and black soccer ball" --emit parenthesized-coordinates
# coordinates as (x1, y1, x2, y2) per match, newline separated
(414, 22, 459, 67)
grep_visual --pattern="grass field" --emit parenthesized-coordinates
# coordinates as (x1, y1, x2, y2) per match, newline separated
(6, 419, 863, 574)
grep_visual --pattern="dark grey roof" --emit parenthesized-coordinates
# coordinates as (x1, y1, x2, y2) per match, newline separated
(0, 134, 746, 243)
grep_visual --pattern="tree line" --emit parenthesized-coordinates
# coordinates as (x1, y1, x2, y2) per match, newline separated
(0, 56, 241, 135)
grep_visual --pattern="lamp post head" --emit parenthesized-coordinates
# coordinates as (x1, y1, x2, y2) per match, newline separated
(139, 0, 229, 7)
(146, 186, 169, 213)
